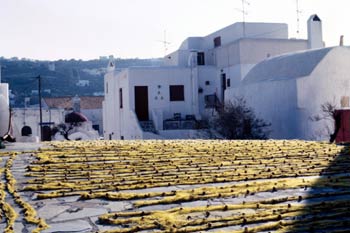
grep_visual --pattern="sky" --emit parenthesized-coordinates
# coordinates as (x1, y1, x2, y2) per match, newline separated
(0, 0, 350, 60)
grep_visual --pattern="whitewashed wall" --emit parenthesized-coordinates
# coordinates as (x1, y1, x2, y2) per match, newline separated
(202, 22, 288, 49)
(0, 83, 10, 137)
(128, 67, 193, 120)
(227, 79, 299, 139)
(297, 47, 350, 140)
(226, 47, 350, 140)
(81, 108, 102, 135)
(12, 108, 65, 141)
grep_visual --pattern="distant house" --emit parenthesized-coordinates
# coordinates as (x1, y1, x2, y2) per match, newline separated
(48, 62, 55, 71)
(43, 96, 104, 135)
(12, 107, 65, 142)
(103, 15, 325, 140)
(76, 80, 90, 87)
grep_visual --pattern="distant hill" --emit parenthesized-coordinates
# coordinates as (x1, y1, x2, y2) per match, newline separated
(0, 57, 162, 107)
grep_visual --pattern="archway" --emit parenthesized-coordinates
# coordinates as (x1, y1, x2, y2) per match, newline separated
(21, 126, 32, 136)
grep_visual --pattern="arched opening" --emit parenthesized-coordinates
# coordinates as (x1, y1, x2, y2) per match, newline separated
(21, 126, 32, 136)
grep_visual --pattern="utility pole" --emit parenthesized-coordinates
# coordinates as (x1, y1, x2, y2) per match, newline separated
(37, 75, 43, 141)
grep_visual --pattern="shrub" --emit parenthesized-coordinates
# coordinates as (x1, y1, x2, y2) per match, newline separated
(210, 97, 270, 139)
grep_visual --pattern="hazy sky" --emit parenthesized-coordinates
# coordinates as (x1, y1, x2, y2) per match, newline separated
(1, 0, 349, 60)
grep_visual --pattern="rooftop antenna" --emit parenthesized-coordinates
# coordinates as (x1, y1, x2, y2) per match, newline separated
(158, 30, 171, 57)
(236, 0, 250, 38)
(296, 0, 302, 36)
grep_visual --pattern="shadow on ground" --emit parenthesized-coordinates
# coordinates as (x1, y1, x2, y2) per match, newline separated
(288, 145, 350, 233)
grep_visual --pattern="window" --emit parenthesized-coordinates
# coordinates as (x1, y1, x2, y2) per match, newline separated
(119, 88, 123, 108)
(169, 85, 184, 101)
(197, 52, 205, 66)
(214, 36, 221, 47)
(227, 78, 231, 88)
(205, 81, 210, 86)
(106, 82, 108, 94)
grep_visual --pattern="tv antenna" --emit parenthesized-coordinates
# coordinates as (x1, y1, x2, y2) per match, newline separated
(157, 30, 171, 57)
(296, 0, 302, 36)
(235, 0, 250, 37)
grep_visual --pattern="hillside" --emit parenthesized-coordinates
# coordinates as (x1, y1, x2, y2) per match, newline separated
(0, 57, 162, 107)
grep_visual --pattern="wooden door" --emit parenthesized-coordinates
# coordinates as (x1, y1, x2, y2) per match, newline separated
(134, 86, 149, 121)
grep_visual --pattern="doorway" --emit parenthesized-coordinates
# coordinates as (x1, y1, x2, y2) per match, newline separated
(221, 73, 226, 104)
(42, 126, 52, 141)
(134, 86, 149, 121)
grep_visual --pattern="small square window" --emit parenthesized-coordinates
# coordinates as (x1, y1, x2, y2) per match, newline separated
(214, 36, 221, 47)
(205, 81, 210, 86)
(169, 85, 184, 101)
(197, 52, 205, 66)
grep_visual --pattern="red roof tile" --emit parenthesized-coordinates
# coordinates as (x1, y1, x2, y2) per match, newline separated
(43, 96, 103, 110)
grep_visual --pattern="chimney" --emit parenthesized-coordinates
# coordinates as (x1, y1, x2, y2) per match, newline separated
(340, 35, 344, 46)
(107, 55, 115, 72)
(307, 14, 324, 49)
(72, 95, 81, 112)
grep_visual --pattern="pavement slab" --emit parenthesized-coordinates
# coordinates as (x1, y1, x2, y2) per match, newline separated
(42, 220, 92, 233)
(51, 207, 108, 222)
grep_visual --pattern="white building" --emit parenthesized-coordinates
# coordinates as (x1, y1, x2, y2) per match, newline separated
(43, 96, 104, 135)
(103, 15, 327, 140)
(227, 46, 350, 140)
(76, 80, 90, 87)
(0, 65, 10, 138)
(12, 108, 65, 142)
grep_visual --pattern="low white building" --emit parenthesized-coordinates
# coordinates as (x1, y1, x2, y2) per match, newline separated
(12, 108, 65, 142)
(0, 65, 10, 138)
(43, 96, 104, 135)
(103, 15, 326, 140)
(227, 46, 350, 140)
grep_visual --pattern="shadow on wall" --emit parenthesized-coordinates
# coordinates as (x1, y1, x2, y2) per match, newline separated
(288, 145, 350, 232)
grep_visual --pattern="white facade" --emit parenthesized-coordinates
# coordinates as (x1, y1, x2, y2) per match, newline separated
(104, 15, 326, 140)
(0, 68, 10, 137)
(12, 108, 65, 142)
(104, 66, 216, 139)
(227, 46, 350, 140)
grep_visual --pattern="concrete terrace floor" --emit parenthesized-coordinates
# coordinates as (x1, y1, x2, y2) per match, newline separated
(0, 140, 349, 233)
